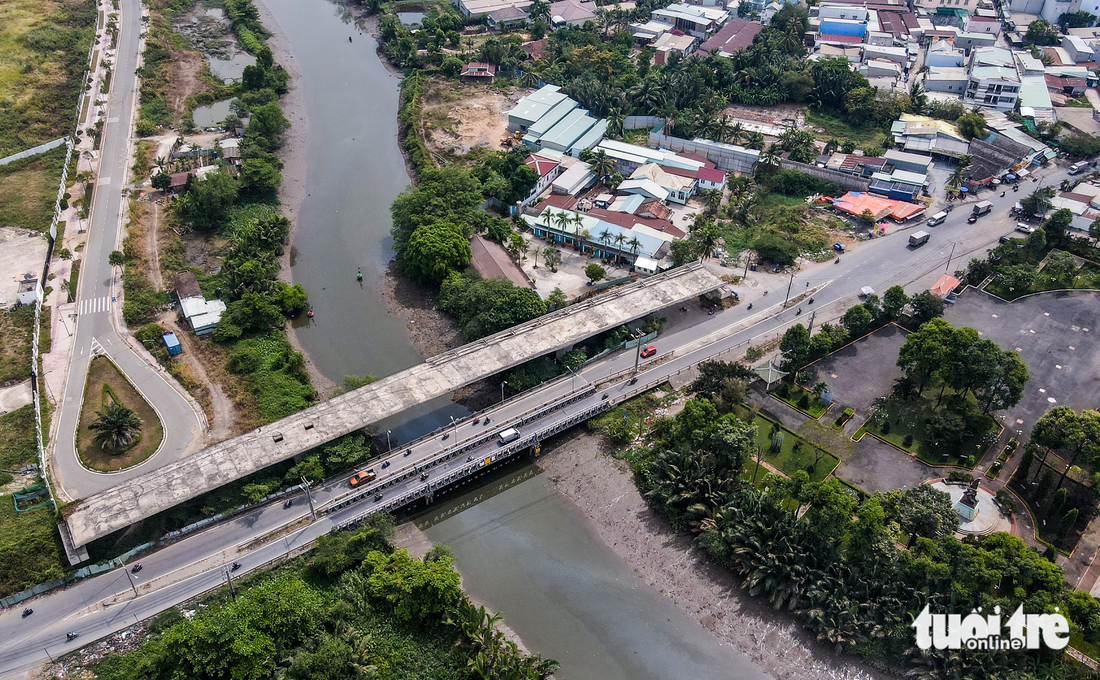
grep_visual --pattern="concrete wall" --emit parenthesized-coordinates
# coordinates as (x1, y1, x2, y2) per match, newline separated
(624, 115, 663, 130)
(647, 128, 759, 173)
(780, 159, 872, 192)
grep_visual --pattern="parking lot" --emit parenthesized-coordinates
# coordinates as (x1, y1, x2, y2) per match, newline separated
(945, 288, 1100, 440)
(801, 324, 909, 414)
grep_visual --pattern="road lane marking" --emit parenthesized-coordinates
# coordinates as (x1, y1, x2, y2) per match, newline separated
(78, 296, 110, 315)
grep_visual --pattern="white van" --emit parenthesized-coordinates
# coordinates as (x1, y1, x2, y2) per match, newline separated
(927, 211, 948, 226)
(497, 428, 521, 445)
(1069, 162, 1086, 175)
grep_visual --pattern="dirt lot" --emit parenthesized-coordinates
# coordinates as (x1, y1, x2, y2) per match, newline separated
(420, 78, 522, 158)
(77, 355, 165, 472)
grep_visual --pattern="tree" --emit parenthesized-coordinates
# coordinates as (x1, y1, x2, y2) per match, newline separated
(670, 239, 697, 267)
(975, 348, 1030, 412)
(363, 548, 463, 623)
(896, 317, 953, 394)
(151, 172, 171, 191)
(546, 287, 568, 309)
(542, 246, 562, 272)
(882, 285, 909, 319)
(998, 263, 1039, 293)
(1043, 208, 1073, 245)
(1059, 10, 1097, 29)
(690, 220, 721, 260)
(245, 102, 291, 151)
(176, 171, 239, 231)
(585, 263, 606, 283)
(689, 360, 755, 412)
(239, 157, 282, 197)
(965, 257, 993, 285)
(1027, 19, 1062, 45)
(589, 149, 615, 183)
(780, 323, 812, 369)
(841, 304, 872, 337)
(89, 402, 142, 450)
(441, 56, 463, 77)
(753, 232, 799, 266)
(1031, 407, 1100, 493)
(885, 483, 960, 543)
(439, 271, 548, 341)
(956, 112, 987, 140)
(108, 250, 125, 267)
(908, 290, 945, 324)
(1021, 186, 1055, 217)
(1059, 133, 1100, 158)
(402, 221, 472, 284)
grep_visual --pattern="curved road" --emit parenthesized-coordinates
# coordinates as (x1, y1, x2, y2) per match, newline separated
(54, 0, 204, 501)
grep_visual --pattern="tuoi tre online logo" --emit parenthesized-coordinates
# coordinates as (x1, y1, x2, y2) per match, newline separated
(913, 605, 1070, 651)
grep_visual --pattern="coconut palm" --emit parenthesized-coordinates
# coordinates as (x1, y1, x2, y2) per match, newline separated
(759, 143, 783, 171)
(89, 402, 142, 451)
(744, 131, 766, 150)
(589, 149, 616, 184)
(729, 121, 745, 145)
(627, 236, 642, 265)
(947, 156, 971, 188)
(552, 208, 573, 237)
(612, 232, 627, 263)
(598, 228, 613, 257)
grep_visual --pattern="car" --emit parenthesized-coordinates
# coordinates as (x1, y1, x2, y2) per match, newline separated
(999, 235, 1012, 244)
(640, 345, 657, 358)
(967, 215, 978, 224)
(349, 469, 376, 487)
(1016, 223, 1035, 234)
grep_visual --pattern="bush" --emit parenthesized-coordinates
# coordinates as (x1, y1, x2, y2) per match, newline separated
(797, 394, 810, 409)
(745, 346, 763, 361)
(903, 434, 914, 447)
(777, 383, 791, 397)
(947, 471, 974, 483)
(880, 420, 890, 434)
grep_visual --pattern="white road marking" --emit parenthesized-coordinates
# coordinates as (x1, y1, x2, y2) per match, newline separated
(79, 296, 110, 315)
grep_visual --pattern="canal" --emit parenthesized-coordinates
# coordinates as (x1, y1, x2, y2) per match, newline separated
(258, 1, 770, 677)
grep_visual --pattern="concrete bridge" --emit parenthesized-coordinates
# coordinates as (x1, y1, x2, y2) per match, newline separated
(64, 263, 728, 548)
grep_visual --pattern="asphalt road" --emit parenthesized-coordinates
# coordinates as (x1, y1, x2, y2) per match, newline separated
(0, 163, 1080, 676)
(53, 0, 203, 502)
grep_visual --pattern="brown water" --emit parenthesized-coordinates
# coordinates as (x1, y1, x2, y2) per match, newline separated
(419, 463, 770, 680)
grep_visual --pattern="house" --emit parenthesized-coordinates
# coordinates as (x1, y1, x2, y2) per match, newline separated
(815, 2, 868, 21)
(631, 19, 676, 43)
(652, 32, 697, 64)
(618, 177, 670, 202)
(523, 207, 670, 267)
(760, 1, 783, 23)
(891, 114, 969, 158)
(1046, 73, 1087, 98)
(930, 274, 961, 299)
(172, 271, 226, 336)
(522, 152, 563, 206)
(922, 67, 969, 96)
(508, 85, 571, 130)
(863, 44, 907, 66)
(551, 160, 597, 195)
(884, 149, 934, 175)
(521, 39, 549, 60)
(217, 137, 241, 165)
(963, 15, 1001, 35)
(460, 62, 496, 83)
(649, 3, 729, 39)
(487, 5, 529, 29)
(1061, 34, 1096, 64)
(635, 200, 672, 220)
(694, 166, 727, 191)
(825, 153, 889, 176)
(594, 139, 704, 175)
(924, 40, 965, 68)
(815, 18, 866, 46)
(698, 17, 764, 56)
(455, 0, 532, 18)
(1018, 74, 1055, 122)
(869, 169, 927, 201)
(549, 0, 597, 26)
(16, 276, 42, 306)
(966, 61, 1020, 112)
(955, 32, 997, 51)
(629, 162, 696, 203)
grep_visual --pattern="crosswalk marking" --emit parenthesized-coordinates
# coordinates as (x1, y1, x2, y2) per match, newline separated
(78, 296, 110, 315)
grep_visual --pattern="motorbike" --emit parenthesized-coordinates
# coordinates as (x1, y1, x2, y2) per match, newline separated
(808, 297, 814, 305)
(131, 563, 142, 574)
(66, 632, 79, 641)
(796, 308, 803, 316)
(629, 377, 638, 385)
(601, 394, 609, 400)
(283, 499, 293, 508)
(442, 433, 449, 441)
(473, 417, 480, 424)
(835, 258, 840, 264)
(231, 562, 241, 572)
(747, 303, 753, 310)
(22, 608, 32, 618)
(420, 473, 429, 481)
(404, 449, 412, 456)
(1001, 191, 1006, 197)
(381, 461, 390, 469)
(483, 418, 490, 425)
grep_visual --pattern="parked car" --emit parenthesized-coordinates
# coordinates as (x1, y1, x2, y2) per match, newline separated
(640, 345, 657, 358)
(1016, 223, 1035, 234)
(999, 235, 1012, 244)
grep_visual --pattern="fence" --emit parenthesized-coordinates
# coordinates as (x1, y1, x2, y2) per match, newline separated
(778, 159, 871, 193)
(0, 138, 67, 166)
(624, 115, 662, 130)
(0, 542, 153, 608)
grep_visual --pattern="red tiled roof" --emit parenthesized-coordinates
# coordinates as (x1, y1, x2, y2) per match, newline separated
(522, 39, 548, 60)
(169, 170, 195, 187)
(930, 274, 960, 298)
(586, 207, 686, 239)
(818, 33, 863, 44)
(460, 62, 496, 77)
(635, 200, 671, 220)
(696, 167, 726, 185)
(537, 193, 579, 212)
(470, 236, 530, 288)
(1045, 74, 1087, 88)
(526, 154, 559, 177)
(676, 151, 715, 168)
(699, 17, 763, 55)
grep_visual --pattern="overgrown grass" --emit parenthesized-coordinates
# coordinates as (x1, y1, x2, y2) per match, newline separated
(750, 413, 840, 483)
(856, 391, 997, 467)
(0, 305, 36, 384)
(77, 355, 165, 471)
(0, 145, 66, 232)
(988, 259, 1100, 300)
(772, 383, 829, 418)
(0, 405, 37, 469)
(805, 109, 889, 148)
(0, 0, 96, 155)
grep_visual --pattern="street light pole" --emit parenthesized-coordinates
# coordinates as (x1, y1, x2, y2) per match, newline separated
(633, 331, 643, 375)
(450, 416, 458, 441)
(783, 269, 795, 308)
(386, 429, 391, 454)
(501, 381, 507, 404)
(300, 477, 316, 520)
(946, 242, 956, 272)
(122, 562, 138, 597)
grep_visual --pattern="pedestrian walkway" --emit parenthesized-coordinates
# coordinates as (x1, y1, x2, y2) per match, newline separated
(78, 296, 111, 316)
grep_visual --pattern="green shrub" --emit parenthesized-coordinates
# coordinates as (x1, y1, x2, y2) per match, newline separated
(797, 394, 810, 409)
(947, 471, 973, 483)
(903, 434, 913, 447)
(880, 420, 890, 435)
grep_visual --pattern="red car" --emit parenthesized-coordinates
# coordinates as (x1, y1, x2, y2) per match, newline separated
(349, 469, 376, 487)
(640, 345, 657, 358)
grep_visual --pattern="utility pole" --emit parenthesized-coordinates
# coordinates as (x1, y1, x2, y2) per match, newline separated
(224, 567, 236, 601)
(807, 310, 816, 335)
(122, 562, 138, 597)
(946, 242, 956, 272)
(44, 649, 54, 663)
(386, 429, 391, 454)
(742, 253, 751, 279)
(500, 380, 508, 404)
(783, 269, 795, 308)
(633, 331, 643, 374)
(300, 477, 316, 520)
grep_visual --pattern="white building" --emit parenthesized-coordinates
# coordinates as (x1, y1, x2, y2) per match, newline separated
(925, 40, 965, 68)
(923, 67, 969, 95)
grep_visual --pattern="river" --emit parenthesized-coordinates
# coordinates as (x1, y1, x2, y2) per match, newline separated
(257, 2, 771, 677)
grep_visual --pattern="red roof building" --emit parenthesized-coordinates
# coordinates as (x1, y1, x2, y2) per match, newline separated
(698, 17, 763, 56)
(470, 235, 530, 288)
(586, 207, 686, 239)
(460, 62, 496, 83)
(522, 39, 548, 61)
(526, 154, 560, 177)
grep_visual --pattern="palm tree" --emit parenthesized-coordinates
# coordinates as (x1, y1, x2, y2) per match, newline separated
(598, 228, 613, 258)
(729, 121, 745, 145)
(627, 236, 642, 265)
(89, 402, 142, 450)
(606, 107, 625, 139)
(612, 232, 627, 263)
(552, 208, 573, 237)
(528, 0, 550, 23)
(759, 143, 782, 172)
(947, 156, 971, 188)
(589, 149, 615, 184)
(744, 131, 765, 150)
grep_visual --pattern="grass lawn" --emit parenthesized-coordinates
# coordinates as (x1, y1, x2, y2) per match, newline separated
(0, 405, 38, 469)
(77, 356, 164, 471)
(772, 383, 830, 418)
(0, 304, 35, 384)
(0, 145, 66, 232)
(733, 406, 840, 482)
(805, 109, 889, 148)
(856, 393, 998, 468)
(987, 261, 1100, 300)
